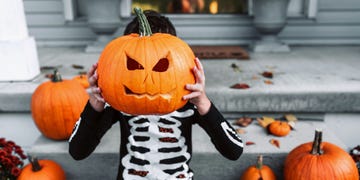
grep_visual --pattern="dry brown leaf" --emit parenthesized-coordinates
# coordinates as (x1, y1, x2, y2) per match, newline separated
(246, 141, 256, 146)
(235, 128, 246, 134)
(284, 114, 298, 122)
(231, 63, 242, 72)
(269, 139, 280, 148)
(230, 83, 250, 89)
(234, 117, 253, 127)
(257, 116, 275, 128)
(284, 114, 297, 130)
(262, 71, 273, 78)
(72, 64, 84, 69)
(264, 80, 274, 85)
(252, 75, 260, 80)
(45, 73, 54, 79)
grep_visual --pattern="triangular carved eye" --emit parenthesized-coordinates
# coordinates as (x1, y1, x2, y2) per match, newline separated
(127, 56, 144, 70)
(152, 58, 169, 72)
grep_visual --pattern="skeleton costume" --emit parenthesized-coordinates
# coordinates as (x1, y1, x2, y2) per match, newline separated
(69, 101, 243, 180)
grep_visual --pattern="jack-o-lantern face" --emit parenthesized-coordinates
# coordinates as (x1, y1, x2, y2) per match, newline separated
(97, 33, 195, 115)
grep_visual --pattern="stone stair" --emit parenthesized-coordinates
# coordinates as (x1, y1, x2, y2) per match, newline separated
(1, 46, 360, 179)
(28, 117, 346, 180)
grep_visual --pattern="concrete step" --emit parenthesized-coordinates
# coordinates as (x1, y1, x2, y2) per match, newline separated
(28, 117, 347, 180)
(1, 46, 360, 113)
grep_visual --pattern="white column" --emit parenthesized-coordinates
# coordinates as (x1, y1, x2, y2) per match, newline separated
(0, 0, 40, 81)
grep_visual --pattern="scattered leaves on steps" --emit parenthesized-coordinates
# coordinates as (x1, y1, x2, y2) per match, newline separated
(234, 116, 253, 127)
(269, 139, 280, 148)
(230, 83, 250, 89)
(246, 141, 256, 146)
(261, 71, 273, 79)
(257, 116, 275, 128)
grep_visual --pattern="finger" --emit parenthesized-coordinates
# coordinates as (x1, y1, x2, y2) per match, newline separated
(88, 72, 98, 86)
(94, 94, 105, 103)
(87, 63, 98, 79)
(185, 84, 202, 92)
(90, 87, 101, 94)
(183, 92, 201, 100)
(193, 66, 205, 84)
(195, 57, 204, 75)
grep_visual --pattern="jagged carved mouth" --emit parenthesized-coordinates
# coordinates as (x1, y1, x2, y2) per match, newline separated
(124, 85, 172, 100)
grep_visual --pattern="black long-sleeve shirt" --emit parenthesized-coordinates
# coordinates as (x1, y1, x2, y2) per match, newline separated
(69, 101, 243, 179)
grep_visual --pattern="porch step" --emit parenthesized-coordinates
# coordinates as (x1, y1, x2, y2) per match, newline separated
(28, 118, 346, 180)
(1, 46, 360, 113)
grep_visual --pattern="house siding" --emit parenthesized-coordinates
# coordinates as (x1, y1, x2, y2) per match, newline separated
(24, 0, 360, 46)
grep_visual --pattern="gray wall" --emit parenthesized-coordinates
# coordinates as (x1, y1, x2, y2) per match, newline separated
(24, 0, 360, 46)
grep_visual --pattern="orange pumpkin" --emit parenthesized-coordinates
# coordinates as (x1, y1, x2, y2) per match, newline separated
(97, 8, 195, 115)
(31, 70, 89, 140)
(72, 74, 89, 88)
(267, 121, 291, 137)
(284, 129, 359, 180)
(18, 157, 65, 180)
(240, 155, 276, 180)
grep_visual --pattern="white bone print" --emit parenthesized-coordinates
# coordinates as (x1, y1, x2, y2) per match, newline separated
(122, 109, 194, 179)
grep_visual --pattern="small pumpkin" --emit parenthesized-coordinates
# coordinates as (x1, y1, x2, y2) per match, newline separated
(97, 8, 195, 115)
(31, 70, 89, 140)
(240, 155, 276, 180)
(267, 120, 291, 137)
(284, 129, 359, 180)
(72, 74, 89, 88)
(18, 157, 66, 180)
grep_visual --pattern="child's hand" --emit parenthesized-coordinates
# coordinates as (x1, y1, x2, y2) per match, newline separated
(183, 58, 211, 115)
(87, 63, 106, 112)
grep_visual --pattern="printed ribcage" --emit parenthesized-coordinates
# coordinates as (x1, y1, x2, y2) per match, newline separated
(122, 110, 194, 179)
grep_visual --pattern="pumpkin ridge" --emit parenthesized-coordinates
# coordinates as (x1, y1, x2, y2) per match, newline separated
(156, 35, 194, 111)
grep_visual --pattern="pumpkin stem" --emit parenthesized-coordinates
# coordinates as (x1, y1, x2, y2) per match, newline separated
(256, 155, 263, 169)
(52, 69, 62, 82)
(134, 7, 152, 36)
(310, 129, 323, 155)
(29, 156, 42, 172)
(256, 155, 264, 180)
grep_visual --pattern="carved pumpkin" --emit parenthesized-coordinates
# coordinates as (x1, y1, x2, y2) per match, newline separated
(18, 157, 65, 180)
(97, 8, 195, 115)
(267, 121, 291, 137)
(72, 74, 89, 88)
(240, 155, 276, 180)
(284, 129, 359, 180)
(31, 70, 89, 140)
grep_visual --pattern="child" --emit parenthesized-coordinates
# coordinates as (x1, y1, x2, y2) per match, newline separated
(69, 10, 243, 180)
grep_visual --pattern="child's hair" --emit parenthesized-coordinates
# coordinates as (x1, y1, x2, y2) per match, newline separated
(123, 10, 177, 36)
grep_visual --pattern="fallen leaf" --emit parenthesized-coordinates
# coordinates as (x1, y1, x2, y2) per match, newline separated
(264, 80, 274, 85)
(284, 114, 298, 122)
(230, 83, 250, 89)
(284, 114, 297, 130)
(252, 75, 260, 80)
(45, 74, 54, 79)
(269, 139, 280, 148)
(246, 141, 256, 146)
(78, 71, 87, 75)
(235, 128, 246, 134)
(231, 63, 242, 72)
(233, 116, 253, 127)
(257, 116, 275, 128)
(40, 65, 62, 70)
(262, 71, 273, 78)
(72, 64, 84, 69)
